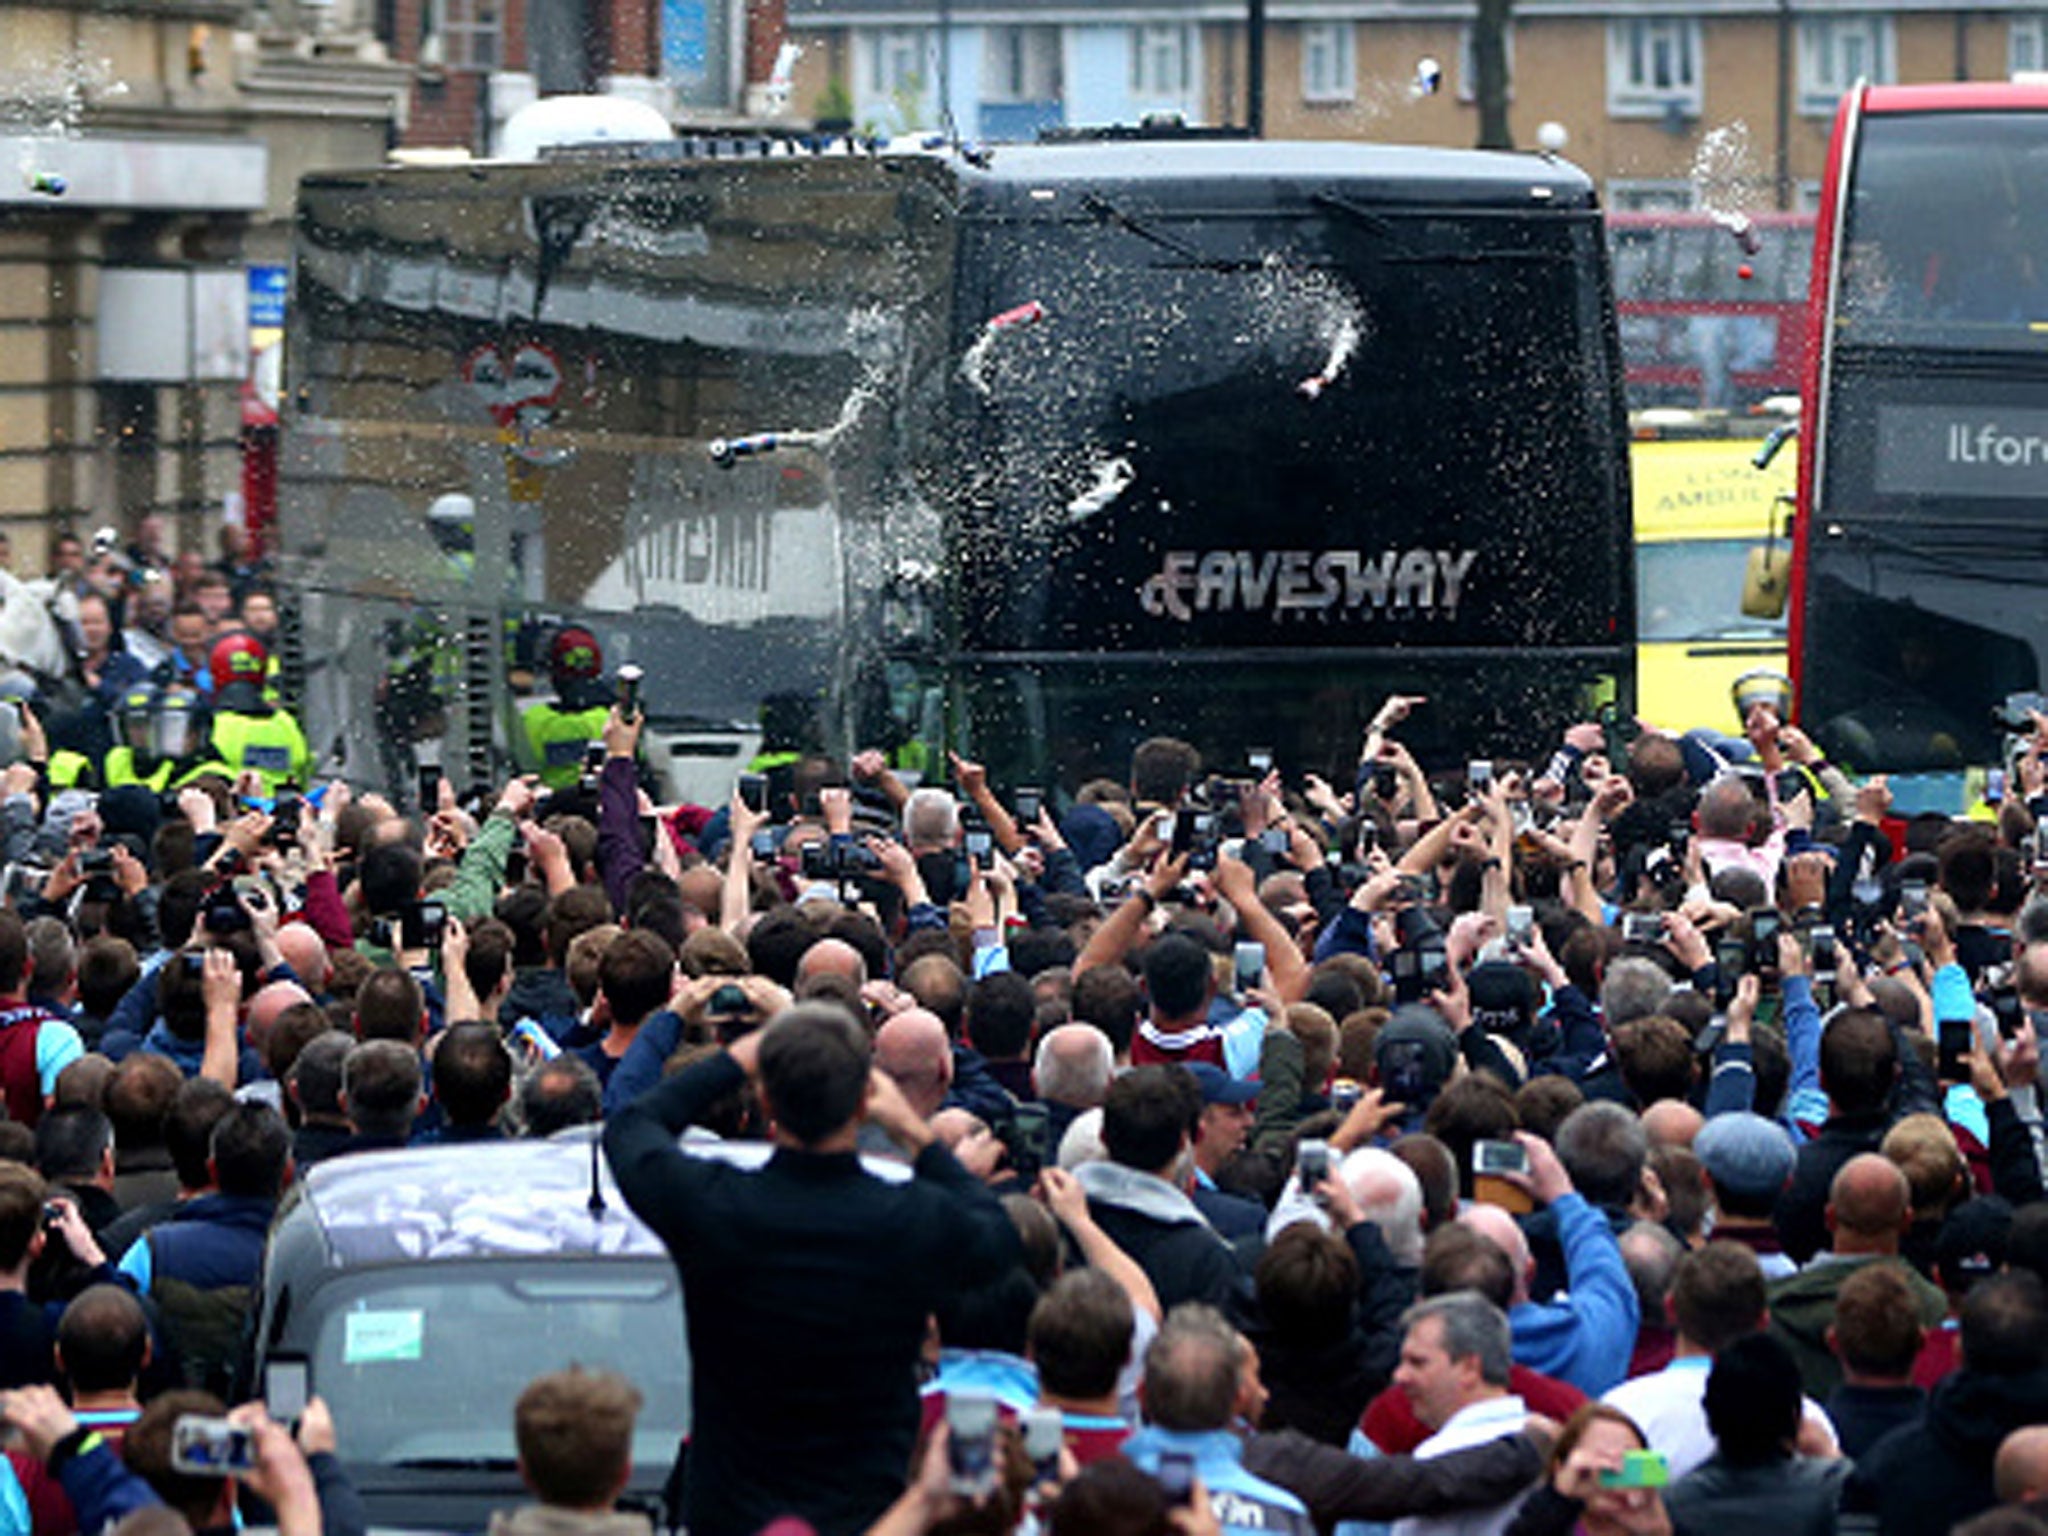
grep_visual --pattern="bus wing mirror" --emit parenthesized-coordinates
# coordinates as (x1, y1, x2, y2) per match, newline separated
(1743, 544, 1791, 620)
(1752, 422, 1797, 470)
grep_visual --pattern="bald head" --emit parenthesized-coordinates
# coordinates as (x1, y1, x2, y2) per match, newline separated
(1457, 1201, 1533, 1306)
(1996, 1424, 2048, 1504)
(273, 925, 330, 993)
(930, 1107, 987, 1152)
(1642, 1098, 1703, 1150)
(1034, 1023, 1114, 1110)
(874, 1009, 953, 1119)
(797, 938, 867, 989)
(245, 981, 314, 1049)
(1698, 777, 1758, 839)
(2018, 943, 2048, 1010)
(1340, 1147, 1425, 1266)
(1828, 1153, 1912, 1251)
(676, 866, 722, 922)
(899, 954, 967, 1038)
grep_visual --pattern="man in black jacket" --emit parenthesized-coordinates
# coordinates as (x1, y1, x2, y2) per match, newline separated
(603, 1003, 1021, 1536)
(1074, 1065, 1248, 1312)
(1846, 1270, 2048, 1536)
(1773, 1007, 1931, 1266)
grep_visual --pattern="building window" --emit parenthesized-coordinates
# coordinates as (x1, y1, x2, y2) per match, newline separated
(1131, 24, 1193, 98)
(1797, 17, 1892, 115)
(984, 26, 1060, 104)
(2012, 15, 2048, 74)
(1302, 23, 1356, 103)
(1606, 179, 1696, 212)
(866, 29, 930, 99)
(423, 0, 499, 69)
(1456, 25, 1515, 103)
(1606, 18, 1702, 118)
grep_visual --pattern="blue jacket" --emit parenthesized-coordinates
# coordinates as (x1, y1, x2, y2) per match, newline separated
(602, 1006, 685, 1117)
(130, 1020, 267, 1089)
(1122, 1426, 1314, 1536)
(1508, 1191, 1638, 1397)
(119, 1191, 277, 1294)
(1531, 985, 1605, 1082)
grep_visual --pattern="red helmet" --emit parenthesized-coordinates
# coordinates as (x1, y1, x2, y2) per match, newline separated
(209, 632, 269, 693)
(548, 626, 602, 683)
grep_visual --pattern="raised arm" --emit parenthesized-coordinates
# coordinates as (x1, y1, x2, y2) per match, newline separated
(723, 785, 770, 934)
(1040, 1166, 1162, 1321)
(1074, 851, 1188, 978)
(1213, 850, 1308, 1004)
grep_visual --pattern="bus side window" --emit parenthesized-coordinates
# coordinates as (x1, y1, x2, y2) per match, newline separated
(1611, 228, 1662, 301)
(1670, 225, 1715, 301)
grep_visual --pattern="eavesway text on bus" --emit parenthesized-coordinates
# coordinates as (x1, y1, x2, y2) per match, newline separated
(1139, 548, 1478, 622)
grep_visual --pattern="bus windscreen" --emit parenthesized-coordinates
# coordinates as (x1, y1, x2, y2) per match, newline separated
(1838, 110, 2048, 344)
(951, 206, 1628, 659)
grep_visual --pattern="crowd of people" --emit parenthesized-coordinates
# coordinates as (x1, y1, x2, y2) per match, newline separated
(0, 539, 2040, 1536)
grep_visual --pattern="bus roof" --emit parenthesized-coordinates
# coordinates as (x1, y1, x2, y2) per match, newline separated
(1861, 81, 2048, 114)
(1606, 209, 1813, 228)
(302, 136, 1598, 215)
(962, 139, 1597, 211)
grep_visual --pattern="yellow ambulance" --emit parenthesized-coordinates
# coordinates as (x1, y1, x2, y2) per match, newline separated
(1632, 421, 1795, 734)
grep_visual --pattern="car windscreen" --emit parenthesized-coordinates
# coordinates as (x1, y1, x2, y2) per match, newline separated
(1637, 539, 1787, 643)
(305, 1262, 689, 1472)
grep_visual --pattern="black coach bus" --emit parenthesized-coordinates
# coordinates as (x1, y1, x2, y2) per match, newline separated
(278, 131, 1632, 798)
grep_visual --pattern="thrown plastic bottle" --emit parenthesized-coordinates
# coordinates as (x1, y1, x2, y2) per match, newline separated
(709, 432, 780, 468)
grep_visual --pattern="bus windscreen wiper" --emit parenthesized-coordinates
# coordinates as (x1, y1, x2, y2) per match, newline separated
(1309, 192, 1409, 245)
(1077, 194, 1264, 273)
(1829, 521, 2039, 576)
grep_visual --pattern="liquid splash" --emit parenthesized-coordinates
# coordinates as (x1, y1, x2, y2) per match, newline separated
(1251, 255, 1369, 401)
(1066, 456, 1135, 521)
(1298, 316, 1360, 400)
(961, 300, 1048, 397)
(710, 307, 896, 467)
(1691, 122, 1763, 254)
(4, 51, 125, 196)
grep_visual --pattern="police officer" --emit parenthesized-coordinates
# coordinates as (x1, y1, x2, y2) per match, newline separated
(104, 683, 207, 793)
(201, 632, 310, 794)
(519, 626, 611, 792)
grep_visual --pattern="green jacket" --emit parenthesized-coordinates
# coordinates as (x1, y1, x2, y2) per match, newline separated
(445, 811, 518, 925)
(521, 703, 609, 791)
(104, 747, 174, 792)
(209, 708, 312, 795)
(1767, 1253, 1947, 1401)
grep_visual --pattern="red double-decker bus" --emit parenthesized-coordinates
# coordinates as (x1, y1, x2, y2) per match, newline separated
(1607, 209, 1814, 411)
(1780, 81, 2048, 795)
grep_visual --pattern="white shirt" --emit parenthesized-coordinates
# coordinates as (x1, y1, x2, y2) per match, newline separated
(1601, 1354, 1836, 1479)
(1390, 1394, 1529, 1536)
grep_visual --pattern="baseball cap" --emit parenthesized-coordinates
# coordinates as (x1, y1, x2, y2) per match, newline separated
(1467, 961, 1536, 1041)
(549, 626, 602, 681)
(1374, 1006, 1459, 1107)
(1184, 1062, 1258, 1107)
(98, 784, 162, 845)
(1935, 1196, 2014, 1290)
(1694, 1111, 1797, 1201)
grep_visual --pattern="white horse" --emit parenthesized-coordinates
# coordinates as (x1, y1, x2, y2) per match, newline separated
(0, 572, 79, 697)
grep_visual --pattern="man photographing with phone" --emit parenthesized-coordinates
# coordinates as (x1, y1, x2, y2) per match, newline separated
(0, 1381, 350, 1536)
